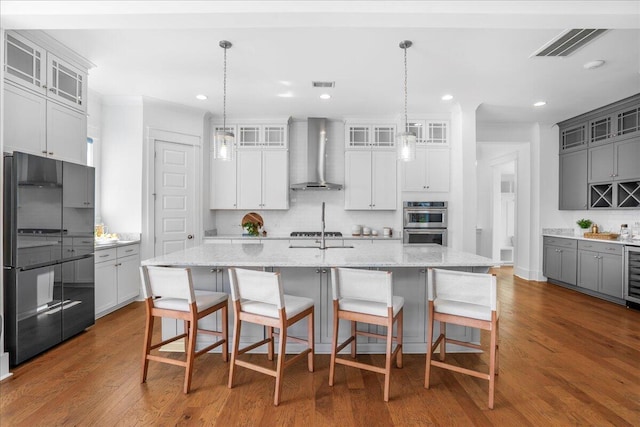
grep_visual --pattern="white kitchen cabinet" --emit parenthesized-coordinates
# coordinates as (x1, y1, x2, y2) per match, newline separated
(402, 147, 450, 192)
(237, 149, 289, 210)
(3, 82, 87, 164)
(237, 124, 288, 149)
(94, 244, 140, 319)
(209, 151, 238, 209)
(63, 161, 95, 208)
(345, 123, 396, 149)
(4, 31, 87, 112)
(345, 150, 396, 210)
(404, 120, 449, 145)
(94, 248, 118, 317)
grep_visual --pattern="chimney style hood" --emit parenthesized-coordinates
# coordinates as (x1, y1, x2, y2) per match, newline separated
(290, 118, 342, 191)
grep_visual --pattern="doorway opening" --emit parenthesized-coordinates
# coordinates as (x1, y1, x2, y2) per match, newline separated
(492, 159, 517, 265)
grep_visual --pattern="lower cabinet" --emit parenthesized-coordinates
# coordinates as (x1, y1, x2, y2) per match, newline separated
(543, 237, 577, 285)
(577, 241, 624, 300)
(94, 244, 141, 319)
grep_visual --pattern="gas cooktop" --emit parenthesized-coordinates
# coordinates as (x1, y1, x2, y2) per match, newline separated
(290, 231, 343, 238)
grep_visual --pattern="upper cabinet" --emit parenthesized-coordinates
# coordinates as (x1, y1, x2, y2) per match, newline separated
(558, 93, 640, 210)
(588, 101, 640, 146)
(405, 119, 449, 146)
(345, 123, 396, 149)
(559, 120, 588, 153)
(402, 148, 450, 192)
(3, 31, 91, 165)
(210, 118, 290, 210)
(4, 31, 87, 112)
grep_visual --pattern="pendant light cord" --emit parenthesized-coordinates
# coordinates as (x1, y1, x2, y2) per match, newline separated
(403, 45, 408, 131)
(223, 44, 227, 131)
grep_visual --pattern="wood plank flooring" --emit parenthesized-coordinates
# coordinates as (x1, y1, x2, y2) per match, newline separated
(1, 267, 639, 425)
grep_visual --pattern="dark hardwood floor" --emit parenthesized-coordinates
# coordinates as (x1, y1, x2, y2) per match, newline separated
(1, 267, 639, 425)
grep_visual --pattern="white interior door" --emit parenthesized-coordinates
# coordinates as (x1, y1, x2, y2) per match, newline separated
(154, 140, 196, 256)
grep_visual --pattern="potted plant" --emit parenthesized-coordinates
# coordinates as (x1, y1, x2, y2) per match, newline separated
(576, 218, 592, 234)
(242, 222, 260, 237)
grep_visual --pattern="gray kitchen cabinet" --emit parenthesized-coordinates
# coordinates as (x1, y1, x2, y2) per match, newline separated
(559, 120, 588, 153)
(559, 150, 588, 210)
(577, 240, 624, 300)
(588, 98, 640, 146)
(543, 237, 577, 285)
(588, 137, 640, 183)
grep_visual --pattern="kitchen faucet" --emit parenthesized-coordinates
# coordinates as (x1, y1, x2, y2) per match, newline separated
(320, 202, 326, 250)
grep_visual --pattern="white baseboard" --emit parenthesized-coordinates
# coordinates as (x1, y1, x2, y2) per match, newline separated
(0, 352, 13, 381)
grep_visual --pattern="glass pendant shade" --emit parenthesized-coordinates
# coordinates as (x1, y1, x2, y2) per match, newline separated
(214, 130, 234, 161)
(397, 131, 416, 162)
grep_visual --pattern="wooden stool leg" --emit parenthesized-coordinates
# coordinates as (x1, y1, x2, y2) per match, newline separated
(425, 303, 434, 389)
(222, 305, 229, 362)
(184, 320, 190, 353)
(267, 326, 274, 361)
(439, 322, 446, 361)
(396, 308, 403, 369)
(488, 315, 497, 409)
(329, 303, 339, 387)
(383, 314, 393, 402)
(228, 314, 241, 389)
(495, 318, 500, 375)
(183, 313, 198, 394)
(307, 308, 315, 372)
(274, 322, 287, 406)
(350, 320, 357, 358)
(141, 308, 154, 384)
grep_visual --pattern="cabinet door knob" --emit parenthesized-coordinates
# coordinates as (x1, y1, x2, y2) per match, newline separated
(187, 234, 194, 239)
(42, 150, 47, 154)
(49, 88, 55, 92)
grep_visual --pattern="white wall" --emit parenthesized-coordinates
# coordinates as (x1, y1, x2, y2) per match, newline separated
(101, 96, 144, 233)
(87, 89, 102, 222)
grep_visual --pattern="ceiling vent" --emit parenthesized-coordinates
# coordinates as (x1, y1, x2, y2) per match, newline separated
(532, 29, 608, 57)
(312, 81, 335, 88)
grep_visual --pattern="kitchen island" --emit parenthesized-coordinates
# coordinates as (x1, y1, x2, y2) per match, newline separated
(142, 241, 496, 353)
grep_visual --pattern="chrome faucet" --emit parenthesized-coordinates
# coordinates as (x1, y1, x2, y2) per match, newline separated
(320, 202, 326, 250)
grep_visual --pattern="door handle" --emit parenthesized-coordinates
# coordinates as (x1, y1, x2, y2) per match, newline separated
(187, 234, 194, 239)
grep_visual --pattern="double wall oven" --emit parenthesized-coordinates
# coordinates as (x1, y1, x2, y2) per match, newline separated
(403, 201, 448, 245)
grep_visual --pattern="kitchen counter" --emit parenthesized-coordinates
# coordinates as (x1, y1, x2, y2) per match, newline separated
(94, 239, 140, 250)
(144, 241, 494, 354)
(143, 240, 494, 268)
(203, 234, 401, 242)
(542, 231, 640, 247)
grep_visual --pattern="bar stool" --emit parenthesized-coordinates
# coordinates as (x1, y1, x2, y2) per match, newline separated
(329, 267, 404, 402)
(227, 267, 315, 406)
(140, 265, 229, 394)
(425, 268, 499, 409)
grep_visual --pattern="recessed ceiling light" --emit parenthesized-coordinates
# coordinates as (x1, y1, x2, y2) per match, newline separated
(279, 80, 292, 86)
(320, 93, 331, 100)
(278, 92, 293, 98)
(584, 60, 605, 70)
(533, 101, 547, 107)
(195, 94, 207, 100)
(441, 94, 453, 101)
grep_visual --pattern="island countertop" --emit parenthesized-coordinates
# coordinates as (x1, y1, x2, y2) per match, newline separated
(142, 241, 496, 268)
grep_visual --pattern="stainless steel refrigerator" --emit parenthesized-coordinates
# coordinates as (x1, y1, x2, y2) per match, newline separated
(3, 152, 95, 365)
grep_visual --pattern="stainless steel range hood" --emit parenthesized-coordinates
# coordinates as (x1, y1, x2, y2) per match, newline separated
(290, 118, 342, 191)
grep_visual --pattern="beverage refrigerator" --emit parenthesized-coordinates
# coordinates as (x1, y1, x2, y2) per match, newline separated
(3, 152, 95, 365)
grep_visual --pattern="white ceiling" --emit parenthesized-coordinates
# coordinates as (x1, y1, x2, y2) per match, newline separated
(3, 1, 640, 124)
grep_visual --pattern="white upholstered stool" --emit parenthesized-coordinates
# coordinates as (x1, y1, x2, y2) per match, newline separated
(425, 268, 499, 409)
(227, 267, 315, 406)
(140, 266, 229, 394)
(329, 267, 404, 402)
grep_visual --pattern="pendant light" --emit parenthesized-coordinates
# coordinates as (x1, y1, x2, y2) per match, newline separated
(214, 40, 234, 161)
(397, 40, 416, 162)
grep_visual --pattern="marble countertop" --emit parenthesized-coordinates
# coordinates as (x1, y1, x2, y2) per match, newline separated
(542, 231, 640, 247)
(94, 239, 140, 250)
(142, 241, 495, 268)
(203, 234, 401, 241)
